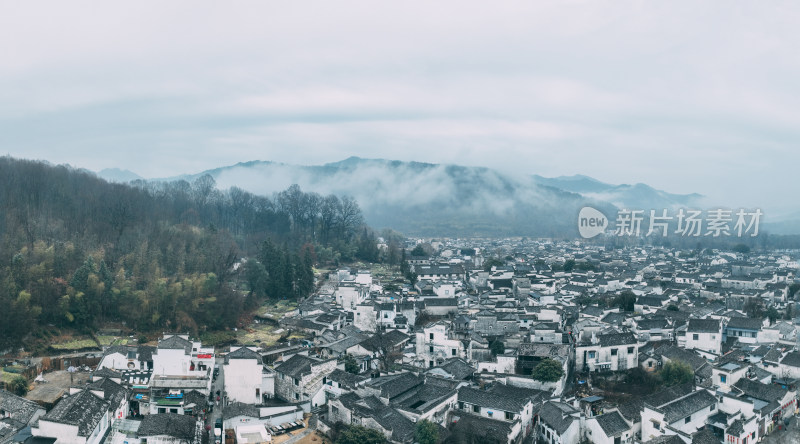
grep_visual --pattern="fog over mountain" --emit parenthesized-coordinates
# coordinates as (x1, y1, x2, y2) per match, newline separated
(95, 157, 723, 237)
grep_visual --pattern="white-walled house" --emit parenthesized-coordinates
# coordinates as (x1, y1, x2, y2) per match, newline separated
(537, 401, 581, 444)
(32, 389, 112, 444)
(152, 334, 215, 379)
(641, 389, 717, 441)
(224, 346, 271, 404)
(274, 354, 337, 407)
(685, 319, 723, 356)
(575, 332, 639, 372)
(416, 322, 465, 368)
(584, 410, 633, 444)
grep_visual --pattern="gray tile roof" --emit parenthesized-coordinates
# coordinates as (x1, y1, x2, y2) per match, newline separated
(652, 390, 716, 424)
(366, 372, 422, 400)
(274, 354, 316, 378)
(138, 413, 196, 440)
(42, 390, 110, 437)
(0, 389, 43, 426)
(595, 410, 630, 437)
(538, 401, 579, 434)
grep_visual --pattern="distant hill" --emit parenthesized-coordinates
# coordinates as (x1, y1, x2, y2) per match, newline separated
(97, 168, 143, 183)
(533, 174, 703, 210)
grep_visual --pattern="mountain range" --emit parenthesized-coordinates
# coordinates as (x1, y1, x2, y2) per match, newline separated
(97, 157, 716, 237)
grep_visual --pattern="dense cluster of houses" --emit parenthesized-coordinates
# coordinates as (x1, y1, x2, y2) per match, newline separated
(2, 239, 799, 444)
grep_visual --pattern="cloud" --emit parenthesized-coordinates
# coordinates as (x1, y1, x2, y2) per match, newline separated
(0, 1, 799, 217)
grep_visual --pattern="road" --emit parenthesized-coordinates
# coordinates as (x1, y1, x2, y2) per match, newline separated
(761, 415, 800, 444)
(205, 358, 225, 443)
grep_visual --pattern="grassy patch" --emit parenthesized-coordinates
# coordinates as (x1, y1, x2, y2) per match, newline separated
(50, 337, 99, 350)
(258, 300, 298, 318)
(1, 369, 21, 383)
(96, 335, 117, 346)
(237, 324, 282, 347)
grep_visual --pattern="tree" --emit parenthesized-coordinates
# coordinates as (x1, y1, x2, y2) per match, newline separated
(785, 303, 794, 320)
(666, 304, 680, 311)
(612, 291, 637, 312)
(732, 243, 751, 254)
(8, 376, 29, 396)
(490, 340, 505, 356)
(660, 360, 693, 386)
(410, 244, 427, 257)
(743, 298, 765, 319)
(483, 257, 504, 271)
(532, 358, 564, 382)
(415, 419, 439, 444)
(563, 259, 576, 272)
(767, 306, 779, 324)
(335, 425, 387, 444)
(344, 354, 360, 374)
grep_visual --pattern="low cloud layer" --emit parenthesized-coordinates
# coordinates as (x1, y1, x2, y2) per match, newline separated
(1, 1, 799, 217)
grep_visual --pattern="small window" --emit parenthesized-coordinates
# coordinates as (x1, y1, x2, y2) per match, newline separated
(505, 411, 514, 420)
(693, 334, 699, 340)
(611, 349, 618, 356)
(473, 404, 479, 413)
(588, 351, 596, 359)
(720, 375, 727, 383)
(685, 416, 691, 424)
(458, 402, 464, 410)
(294, 393, 299, 400)
(429, 346, 434, 353)
(430, 333, 434, 340)
(451, 349, 457, 356)
(627, 346, 634, 354)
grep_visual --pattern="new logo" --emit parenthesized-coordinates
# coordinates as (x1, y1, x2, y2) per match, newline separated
(578, 207, 607, 238)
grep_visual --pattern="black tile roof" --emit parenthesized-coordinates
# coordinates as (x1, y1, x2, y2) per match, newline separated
(780, 351, 800, 368)
(687, 319, 720, 333)
(157, 335, 192, 354)
(598, 332, 637, 347)
(226, 346, 263, 364)
(726, 316, 763, 330)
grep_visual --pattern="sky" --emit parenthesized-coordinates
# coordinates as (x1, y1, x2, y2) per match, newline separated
(1, 1, 799, 218)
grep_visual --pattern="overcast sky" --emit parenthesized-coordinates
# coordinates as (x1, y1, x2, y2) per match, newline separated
(1, 2, 798, 217)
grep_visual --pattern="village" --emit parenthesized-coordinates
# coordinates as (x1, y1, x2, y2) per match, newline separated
(2, 238, 800, 444)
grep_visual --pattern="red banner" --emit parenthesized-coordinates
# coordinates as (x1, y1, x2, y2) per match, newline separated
(197, 354, 213, 359)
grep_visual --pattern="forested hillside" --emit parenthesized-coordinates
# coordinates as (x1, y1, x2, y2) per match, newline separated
(0, 157, 378, 351)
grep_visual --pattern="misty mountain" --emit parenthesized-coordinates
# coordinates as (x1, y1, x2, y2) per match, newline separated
(533, 174, 703, 210)
(97, 168, 144, 183)
(148, 157, 622, 237)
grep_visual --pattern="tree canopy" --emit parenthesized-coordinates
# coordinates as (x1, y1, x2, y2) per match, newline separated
(532, 358, 564, 382)
(661, 360, 694, 386)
